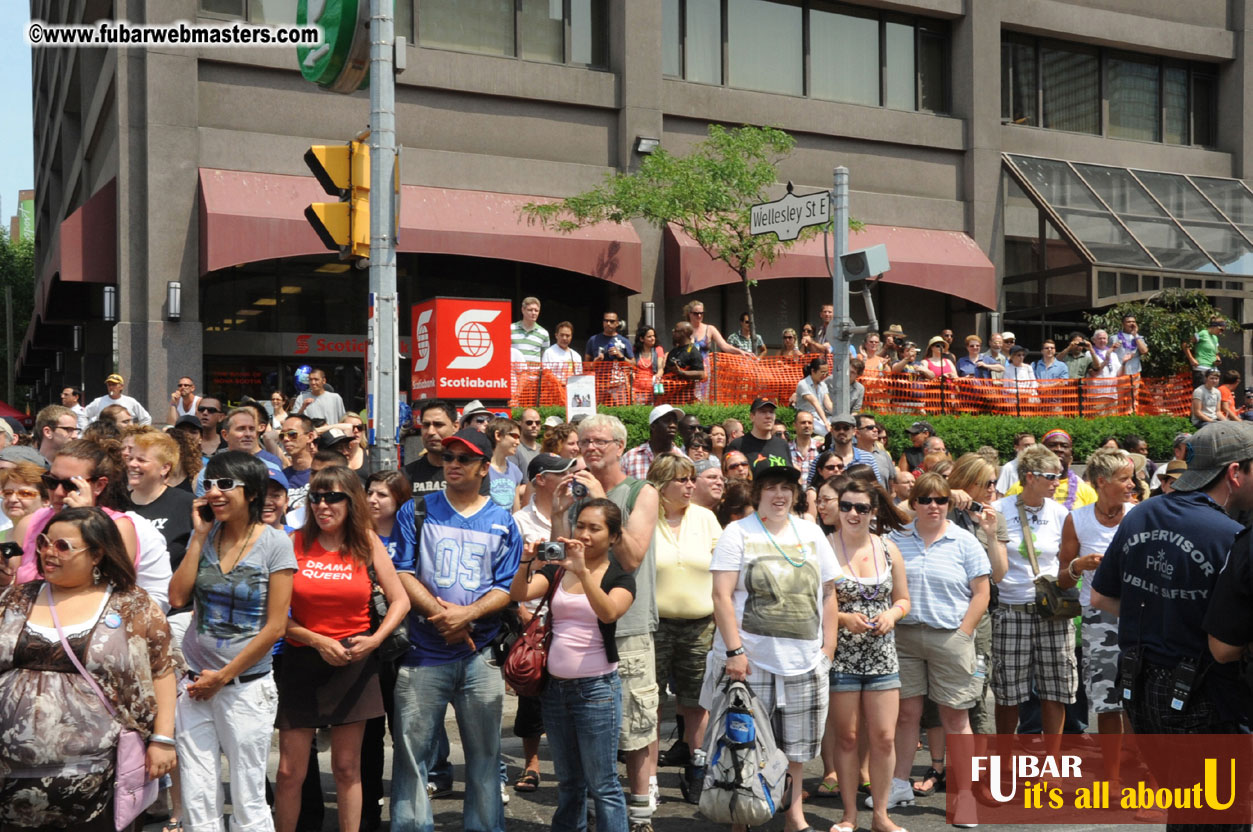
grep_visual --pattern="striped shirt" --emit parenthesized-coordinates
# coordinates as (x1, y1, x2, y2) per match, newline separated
(510, 321, 550, 362)
(888, 521, 990, 630)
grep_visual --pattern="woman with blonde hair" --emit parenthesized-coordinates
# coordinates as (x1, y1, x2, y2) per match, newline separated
(683, 300, 755, 362)
(647, 452, 721, 802)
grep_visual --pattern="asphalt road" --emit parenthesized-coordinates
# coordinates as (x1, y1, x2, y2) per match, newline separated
(144, 692, 1143, 832)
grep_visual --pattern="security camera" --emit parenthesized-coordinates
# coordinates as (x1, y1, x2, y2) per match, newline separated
(841, 244, 890, 281)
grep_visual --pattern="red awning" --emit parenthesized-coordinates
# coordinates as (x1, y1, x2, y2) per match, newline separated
(199, 169, 642, 291)
(35, 179, 117, 320)
(665, 222, 997, 309)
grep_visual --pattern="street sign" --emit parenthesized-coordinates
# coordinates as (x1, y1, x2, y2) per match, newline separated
(750, 187, 830, 241)
(297, 0, 370, 93)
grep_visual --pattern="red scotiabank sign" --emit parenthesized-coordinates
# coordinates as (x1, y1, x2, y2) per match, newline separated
(411, 297, 511, 400)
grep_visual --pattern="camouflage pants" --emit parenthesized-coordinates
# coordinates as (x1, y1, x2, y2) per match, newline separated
(1081, 607, 1122, 715)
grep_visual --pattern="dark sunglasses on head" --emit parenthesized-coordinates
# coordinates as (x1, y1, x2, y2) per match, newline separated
(309, 491, 350, 505)
(36, 534, 89, 555)
(204, 477, 245, 492)
(197, 406, 221, 414)
(916, 495, 950, 506)
(41, 474, 95, 492)
(838, 500, 873, 515)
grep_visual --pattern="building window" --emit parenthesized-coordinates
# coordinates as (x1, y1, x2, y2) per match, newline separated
(417, 0, 607, 67)
(200, 0, 414, 42)
(665, 0, 949, 113)
(1002, 33, 1218, 147)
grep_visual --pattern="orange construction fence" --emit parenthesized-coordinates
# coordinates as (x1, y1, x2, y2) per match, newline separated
(509, 356, 1194, 418)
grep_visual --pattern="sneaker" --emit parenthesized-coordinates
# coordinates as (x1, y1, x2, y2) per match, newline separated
(501, 782, 511, 805)
(629, 823, 654, 832)
(865, 777, 915, 809)
(679, 764, 705, 804)
(658, 739, 692, 767)
(648, 781, 660, 810)
(426, 780, 454, 799)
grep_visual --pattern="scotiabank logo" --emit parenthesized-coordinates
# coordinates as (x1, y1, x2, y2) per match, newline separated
(295, 335, 311, 355)
(412, 309, 433, 372)
(447, 309, 502, 370)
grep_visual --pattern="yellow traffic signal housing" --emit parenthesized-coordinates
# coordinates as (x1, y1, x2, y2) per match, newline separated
(305, 141, 370, 260)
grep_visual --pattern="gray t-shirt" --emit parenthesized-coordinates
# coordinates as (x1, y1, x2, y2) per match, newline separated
(607, 477, 657, 638)
(512, 443, 540, 476)
(181, 524, 297, 677)
(301, 390, 347, 425)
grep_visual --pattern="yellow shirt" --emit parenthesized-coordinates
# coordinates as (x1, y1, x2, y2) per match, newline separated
(1004, 475, 1097, 508)
(653, 503, 722, 620)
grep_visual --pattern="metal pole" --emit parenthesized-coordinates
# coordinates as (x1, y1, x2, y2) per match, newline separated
(4, 284, 13, 404)
(368, 0, 398, 471)
(829, 167, 850, 414)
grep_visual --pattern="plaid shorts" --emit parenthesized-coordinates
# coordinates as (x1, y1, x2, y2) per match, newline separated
(699, 654, 830, 762)
(1081, 608, 1122, 715)
(654, 615, 715, 708)
(990, 606, 1077, 706)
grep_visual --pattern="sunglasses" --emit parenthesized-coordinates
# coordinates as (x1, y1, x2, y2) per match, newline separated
(838, 500, 873, 515)
(984, 479, 997, 488)
(821, 463, 842, 472)
(915, 496, 950, 506)
(309, 491, 350, 505)
(728, 461, 750, 470)
(671, 476, 696, 484)
(523, 420, 541, 426)
(41, 474, 96, 492)
(2, 487, 40, 500)
(446, 454, 485, 466)
(1031, 471, 1061, 481)
(197, 406, 222, 414)
(279, 430, 303, 440)
(203, 477, 246, 492)
(784, 335, 795, 339)
(36, 534, 89, 555)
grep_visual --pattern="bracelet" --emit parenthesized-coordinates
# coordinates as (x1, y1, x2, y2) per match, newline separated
(725, 646, 745, 658)
(1067, 560, 1082, 580)
(892, 601, 908, 614)
(149, 734, 176, 746)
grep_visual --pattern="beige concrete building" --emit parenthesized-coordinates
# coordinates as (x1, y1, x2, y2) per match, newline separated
(21, 0, 1253, 413)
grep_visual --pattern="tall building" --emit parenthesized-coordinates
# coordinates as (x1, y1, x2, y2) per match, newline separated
(8, 189, 34, 243)
(22, 0, 1253, 413)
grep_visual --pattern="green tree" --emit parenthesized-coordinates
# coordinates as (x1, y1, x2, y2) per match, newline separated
(1086, 289, 1236, 378)
(520, 124, 856, 342)
(0, 236, 35, 404)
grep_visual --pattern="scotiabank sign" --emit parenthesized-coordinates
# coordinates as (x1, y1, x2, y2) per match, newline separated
(411, 297, 511, 400)
(286, 333, 412, 357)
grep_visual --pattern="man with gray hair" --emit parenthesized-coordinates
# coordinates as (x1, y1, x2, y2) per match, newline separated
(551, 413, 661, 831)
(510, 296, 549, 363)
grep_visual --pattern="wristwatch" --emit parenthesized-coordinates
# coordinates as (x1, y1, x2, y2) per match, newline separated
(725, 646, 745, 658)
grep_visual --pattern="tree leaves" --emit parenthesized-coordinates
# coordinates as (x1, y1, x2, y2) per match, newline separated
(1085, 289, 1237, 378)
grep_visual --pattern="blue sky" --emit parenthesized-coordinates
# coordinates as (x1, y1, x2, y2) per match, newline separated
(1, 4, 34, 229)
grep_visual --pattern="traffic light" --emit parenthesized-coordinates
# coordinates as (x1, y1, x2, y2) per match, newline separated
(304, 140, 370, 260)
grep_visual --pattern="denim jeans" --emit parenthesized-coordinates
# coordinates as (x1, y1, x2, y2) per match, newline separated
(541, 672, 627, 832)
(391, 651, 505, 832)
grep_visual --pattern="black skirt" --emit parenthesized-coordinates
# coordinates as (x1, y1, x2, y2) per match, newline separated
(276, 638, 384, 729)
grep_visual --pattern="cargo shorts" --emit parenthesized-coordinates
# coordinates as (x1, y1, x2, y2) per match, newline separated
(615, 633, 660, 752)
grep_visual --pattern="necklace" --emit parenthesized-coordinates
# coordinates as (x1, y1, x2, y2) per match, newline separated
(836, 530, 883, 601)
(758, 514, 809, 568)
(219, 523, 258, 573)
(1095, 501, 1123, 522)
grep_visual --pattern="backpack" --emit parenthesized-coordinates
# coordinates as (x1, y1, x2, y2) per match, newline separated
(698, 679, 789, 827)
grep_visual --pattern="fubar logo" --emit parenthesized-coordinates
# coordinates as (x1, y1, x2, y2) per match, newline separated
(447, 308, 501, 370)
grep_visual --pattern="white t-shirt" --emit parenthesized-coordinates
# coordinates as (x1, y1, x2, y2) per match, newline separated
(710, 514, 838, 676)
(993, 495, 1069, 605)
(996, 458, 1020, 495)
(174, 395, 202, 419)
(541, 344, 583, 378)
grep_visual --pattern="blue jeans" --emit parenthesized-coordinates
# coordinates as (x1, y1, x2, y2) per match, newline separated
(541, 672, 627, 832)
(391, 652, 505, 832)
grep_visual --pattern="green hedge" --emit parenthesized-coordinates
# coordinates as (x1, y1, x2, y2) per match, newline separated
(513, 407, 1191, 462)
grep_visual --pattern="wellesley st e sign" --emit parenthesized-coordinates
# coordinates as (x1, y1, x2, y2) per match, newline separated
(749, 185, 830, 241)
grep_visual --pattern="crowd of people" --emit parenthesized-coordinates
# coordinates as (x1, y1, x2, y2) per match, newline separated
(0, 353, 1250, 832)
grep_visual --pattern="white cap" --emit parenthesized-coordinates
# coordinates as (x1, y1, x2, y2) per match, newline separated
(648, 404, 686, 425)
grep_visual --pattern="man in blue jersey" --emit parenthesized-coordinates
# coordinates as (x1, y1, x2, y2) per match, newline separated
(390, 428, 522, 832)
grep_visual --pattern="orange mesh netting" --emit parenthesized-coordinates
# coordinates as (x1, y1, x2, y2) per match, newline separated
(509, 358, 1194, 417)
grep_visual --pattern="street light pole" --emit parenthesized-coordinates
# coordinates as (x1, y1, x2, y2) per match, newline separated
(829, 166, 850, 414)
(368, 0, 398, 471)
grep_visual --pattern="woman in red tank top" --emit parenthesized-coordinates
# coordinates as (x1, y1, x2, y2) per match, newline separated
(274, 467, 409, 832)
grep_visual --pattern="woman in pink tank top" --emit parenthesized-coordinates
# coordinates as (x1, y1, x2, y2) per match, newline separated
(510, 499, 637, 832)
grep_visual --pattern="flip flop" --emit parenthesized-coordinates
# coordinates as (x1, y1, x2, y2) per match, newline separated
(813, 776, 841, 798)
(163, 821, 184, 832)
(514, 770, 541, 792)
(831, 823, 856, 832)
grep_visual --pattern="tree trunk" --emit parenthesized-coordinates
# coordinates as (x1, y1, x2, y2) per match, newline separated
(741, 268, 755, 347)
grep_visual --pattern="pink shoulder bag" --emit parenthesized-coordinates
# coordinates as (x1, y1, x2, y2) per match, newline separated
(46, 585, 158, 830)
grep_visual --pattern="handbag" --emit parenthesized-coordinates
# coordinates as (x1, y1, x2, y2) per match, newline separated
(1016, 500, 1081, 621)
(47, 585, 158, 831)
(366, 563, 410, 663)
(503, 566, 564, 696)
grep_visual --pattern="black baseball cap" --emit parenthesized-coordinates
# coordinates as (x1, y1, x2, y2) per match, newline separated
(750, 438, 800, 482)
(906, 421, 935, 435)
(317, 427, 353, 449)
(443, 428, 493, 458)
(527, 453, 577, 481)
(750, 397, 778, 412)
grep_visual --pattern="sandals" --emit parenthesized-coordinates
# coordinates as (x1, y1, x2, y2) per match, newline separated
(830, 823, 856, 832)
(912, 765, 946, 797)
(813, 776, 841, 799)
(163, 821, 184, 832)
(514, 770, 541, 792)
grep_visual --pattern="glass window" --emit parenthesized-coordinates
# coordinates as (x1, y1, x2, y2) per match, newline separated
(520, 0, 564, 63)
(250, 0, 297, 23)
(1134, 171, 1224, 222)
(1119, 272, 1139, 294)
(1003, 173, 1040, 276)
(1192, 178, 1253, 224)
(917, 26, 947, 112)
(1121, 218, 1216, 271)
(1010, 156, 1105, 212)
(1193, 73, 1217, 146)
(1044, 217, 1085, 270)
(201, 0, 245, 16)
(884, 20, 915, 110)
(685, 0, 722, 84)
(1054, 209, 1157, 267)
(1047, 271, 1089, 306)
(1001, 37, 1037, 125)
(1163, 65, 1189, 145)
(1106, 52, 1159, 142)
(1072, 164, 1165, 217)
(570, 0, 607, 66)
(663, 0, 681, 77)
(810, 3, 879, 106)
(1097, 270, 1117, 298)
(1183, 223, 1253, 274)
(727, 0, 802, 96)
(1041, 43, 1099, 134)
(419, 0, 515, 56)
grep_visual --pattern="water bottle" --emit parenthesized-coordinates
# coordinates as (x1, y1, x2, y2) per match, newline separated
(974, 654, 988, 681)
